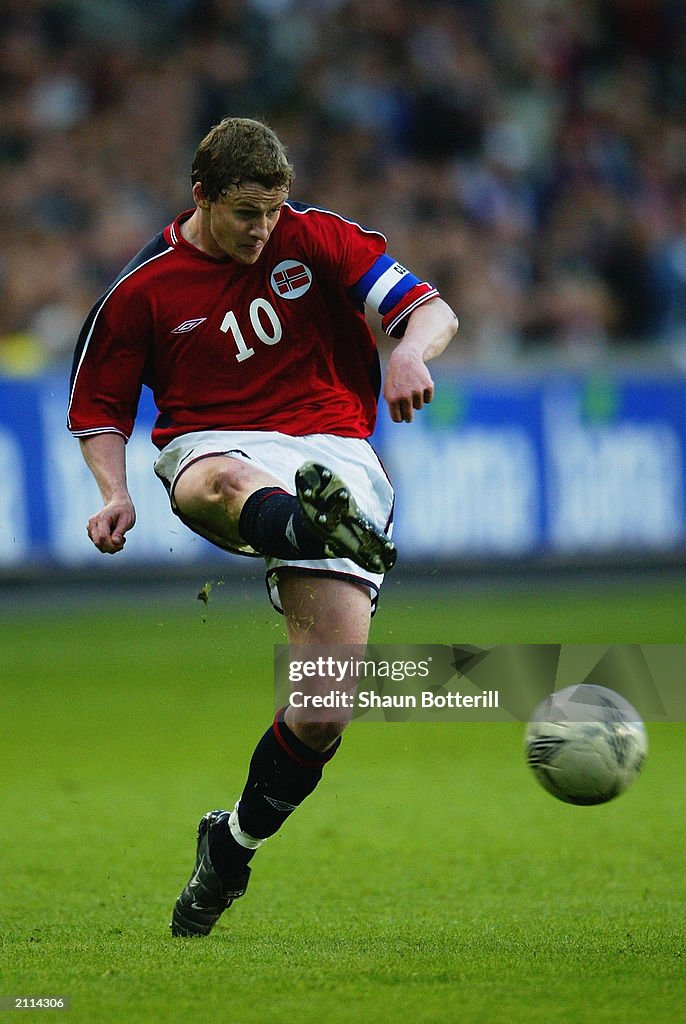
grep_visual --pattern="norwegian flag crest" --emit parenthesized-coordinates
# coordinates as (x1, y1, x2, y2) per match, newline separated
(270, 260, 313, 299)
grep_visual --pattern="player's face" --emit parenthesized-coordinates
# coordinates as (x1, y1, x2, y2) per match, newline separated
(197, 182, 287, 264)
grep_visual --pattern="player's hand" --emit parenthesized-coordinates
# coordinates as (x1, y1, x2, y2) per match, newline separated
(383, 349, 435, 423)
(86, 497, 136, 554)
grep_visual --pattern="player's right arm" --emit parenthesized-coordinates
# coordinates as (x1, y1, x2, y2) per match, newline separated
(79, 432, 136, 554)
(68, 260, 155, 553)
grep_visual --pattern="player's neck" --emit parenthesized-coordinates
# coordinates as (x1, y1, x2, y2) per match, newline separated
(180, 209, 224, 259)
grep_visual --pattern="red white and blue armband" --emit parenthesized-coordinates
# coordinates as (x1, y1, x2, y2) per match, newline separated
(351, 255, 439, 338)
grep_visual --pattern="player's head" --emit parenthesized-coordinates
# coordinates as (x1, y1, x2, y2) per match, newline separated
(189, 118, 293, 264)
(191, 117, 294, 201)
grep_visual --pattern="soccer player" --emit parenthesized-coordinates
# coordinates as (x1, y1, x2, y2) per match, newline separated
(67, 117, 458, 936)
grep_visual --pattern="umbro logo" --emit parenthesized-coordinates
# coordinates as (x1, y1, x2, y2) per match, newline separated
(285, 515, 299, 552)
(171, 317, 207, 334)
(264, 796, 297, 812)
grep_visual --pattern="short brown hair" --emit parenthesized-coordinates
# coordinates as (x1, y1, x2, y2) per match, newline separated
(191, 117, 294, 201)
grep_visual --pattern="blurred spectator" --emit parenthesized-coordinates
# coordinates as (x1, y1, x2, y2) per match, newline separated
(1, 0, 686, 372)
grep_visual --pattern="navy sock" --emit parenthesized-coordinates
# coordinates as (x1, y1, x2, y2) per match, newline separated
(209, 710, 341, 880)
(237, 709, 341, 838)
(238, 487, 327, 559)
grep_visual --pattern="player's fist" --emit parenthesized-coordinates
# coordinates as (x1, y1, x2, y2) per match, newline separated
(383, 349, 434, 423)
(86, 498, 136, 554)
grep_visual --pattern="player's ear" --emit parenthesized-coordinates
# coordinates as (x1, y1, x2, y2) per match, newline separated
(192, 182, 210, 209)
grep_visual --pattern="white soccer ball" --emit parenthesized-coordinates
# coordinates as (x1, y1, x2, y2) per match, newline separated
(524, 684, 648, 805)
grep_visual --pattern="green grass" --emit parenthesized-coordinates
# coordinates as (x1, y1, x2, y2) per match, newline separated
(1, 576, 685, 1023)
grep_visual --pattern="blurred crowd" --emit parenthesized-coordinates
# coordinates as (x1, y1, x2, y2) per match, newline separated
(2, 0, 686, 375)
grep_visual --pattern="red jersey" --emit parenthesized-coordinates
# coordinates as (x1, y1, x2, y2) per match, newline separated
(68, 202, 438, 449)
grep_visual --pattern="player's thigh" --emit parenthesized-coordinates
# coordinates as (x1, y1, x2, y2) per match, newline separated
(173, 455, 280, 539)
(277, 571, 372, 645)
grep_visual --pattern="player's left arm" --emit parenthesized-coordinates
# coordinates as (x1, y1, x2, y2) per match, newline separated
(345, 245, 458, 424)
(383, 297, 458, 423)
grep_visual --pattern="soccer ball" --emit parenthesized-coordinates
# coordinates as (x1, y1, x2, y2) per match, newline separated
(524, 684, 647, 805)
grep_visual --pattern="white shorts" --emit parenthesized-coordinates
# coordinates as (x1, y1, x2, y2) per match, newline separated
(153, 430, 394, 614)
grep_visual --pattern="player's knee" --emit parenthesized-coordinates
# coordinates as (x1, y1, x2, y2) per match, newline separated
(209, 459, 255, 506)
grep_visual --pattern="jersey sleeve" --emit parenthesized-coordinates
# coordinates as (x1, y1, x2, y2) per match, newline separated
(350, 254, 440, 338)
(67, 283, 151, 441)
(291, 205, 441, 339)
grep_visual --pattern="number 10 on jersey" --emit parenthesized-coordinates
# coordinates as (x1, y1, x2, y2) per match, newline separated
(220, 299, 283, 362)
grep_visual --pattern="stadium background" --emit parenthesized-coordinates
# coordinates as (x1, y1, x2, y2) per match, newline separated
(2, 0, 686, 577)
(2, 3, 685, 1024)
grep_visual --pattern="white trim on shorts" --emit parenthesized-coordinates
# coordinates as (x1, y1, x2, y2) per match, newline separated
(153, 430, 394, 615)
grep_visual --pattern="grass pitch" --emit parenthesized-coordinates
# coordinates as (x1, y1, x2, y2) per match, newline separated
(1, 574, 684, 1023)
